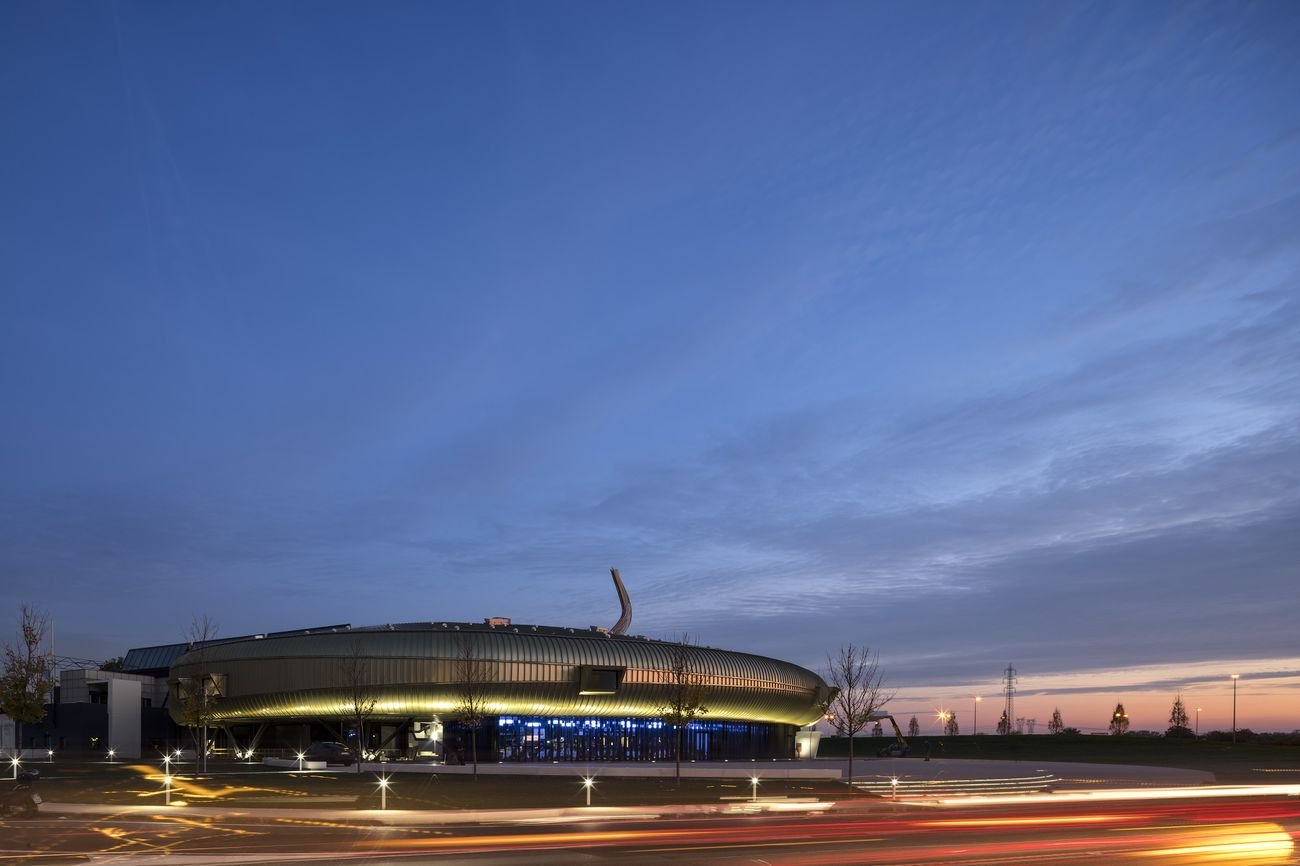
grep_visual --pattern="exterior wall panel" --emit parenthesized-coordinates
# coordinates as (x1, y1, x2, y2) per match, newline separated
(170, 625, 830, 729)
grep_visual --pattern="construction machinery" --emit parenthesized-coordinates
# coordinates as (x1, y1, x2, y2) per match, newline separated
(870, 712, 910, 757)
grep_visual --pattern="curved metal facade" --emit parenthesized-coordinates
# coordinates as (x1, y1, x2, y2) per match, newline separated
(168, 623, 830, 728)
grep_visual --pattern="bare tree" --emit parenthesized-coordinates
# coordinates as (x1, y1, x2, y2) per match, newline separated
(0, 606, 54, 757)
(823, 644, 891, 782)
(452, 634, 490, 779)
(176, 615, 221, 773)
(657, 635, 709, 789)
(1048, 707, 1065, 734)
(907, 716, 920, 738)
(342, 639, 378, 772)
(944, 712, 960, 737)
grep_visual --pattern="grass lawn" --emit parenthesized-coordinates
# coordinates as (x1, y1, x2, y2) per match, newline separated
(22, 761, 876, 811)
(819, 734, 1300, 783)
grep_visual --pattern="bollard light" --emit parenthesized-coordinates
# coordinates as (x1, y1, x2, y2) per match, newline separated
(9, 755, 20, 780)
(891, 777, 899, 801)
(750, 775, 760, 802)
(295, 751, 305, 772)
(376, 774, 391, 810)
(581, 776, 595, 807)
(108, 748, 116, 763)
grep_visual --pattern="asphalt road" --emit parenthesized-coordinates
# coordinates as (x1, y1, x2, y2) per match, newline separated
(3, 791, 1298, 865)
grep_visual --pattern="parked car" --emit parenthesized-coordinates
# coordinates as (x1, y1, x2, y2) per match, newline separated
(304, 741, 355, 766)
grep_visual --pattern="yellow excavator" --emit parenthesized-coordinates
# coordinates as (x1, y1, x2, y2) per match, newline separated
(870, 712, 911, 757)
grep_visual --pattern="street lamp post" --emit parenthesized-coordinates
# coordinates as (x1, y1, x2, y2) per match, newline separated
(1196, 707, 1201, 737)
(974, 696, 982, 735)
(1231, 674, 1239, 744)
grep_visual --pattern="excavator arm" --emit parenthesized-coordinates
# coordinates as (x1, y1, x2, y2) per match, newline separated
(869, 712, 910, 757)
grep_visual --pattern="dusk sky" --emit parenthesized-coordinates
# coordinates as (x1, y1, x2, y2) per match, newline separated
(2, 2, 1298, 734)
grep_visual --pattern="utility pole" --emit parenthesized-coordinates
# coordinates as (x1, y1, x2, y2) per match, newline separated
(1231, 674, 1239, 744)
(1002, 664, 1017, 735)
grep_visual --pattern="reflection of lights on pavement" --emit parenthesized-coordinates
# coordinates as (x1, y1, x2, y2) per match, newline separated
(126, 763, 269, 802)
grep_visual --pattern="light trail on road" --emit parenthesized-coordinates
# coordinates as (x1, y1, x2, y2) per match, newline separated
(3, 786, 1297, 865)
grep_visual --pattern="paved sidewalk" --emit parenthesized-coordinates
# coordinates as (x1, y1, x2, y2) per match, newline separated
(843, 757, 1214, 788)
(357, 760, 839, 778)
(36, 800, 791, 826)
(35, 759, 1217, 826)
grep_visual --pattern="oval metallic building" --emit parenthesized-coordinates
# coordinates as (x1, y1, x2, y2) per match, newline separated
(169, 620, 832, 762)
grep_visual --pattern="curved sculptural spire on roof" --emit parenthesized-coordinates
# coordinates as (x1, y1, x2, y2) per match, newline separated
(610, 567, 632, 635)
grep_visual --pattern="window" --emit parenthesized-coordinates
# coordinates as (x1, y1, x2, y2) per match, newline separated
(577, 666, 624, 695)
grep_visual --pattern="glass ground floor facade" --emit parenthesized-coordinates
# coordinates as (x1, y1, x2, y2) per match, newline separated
(215, 715, 799, 763)
(443, 715, 798, 763)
